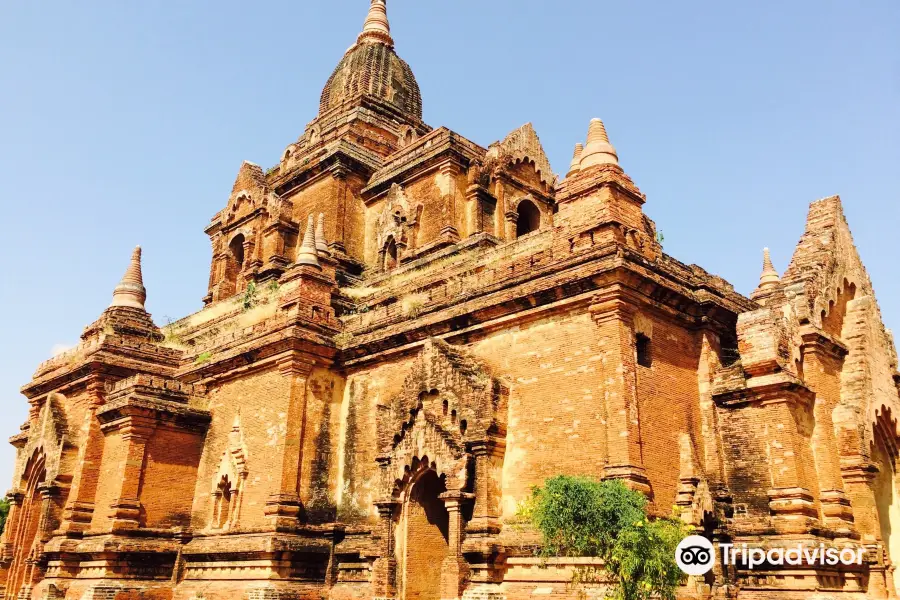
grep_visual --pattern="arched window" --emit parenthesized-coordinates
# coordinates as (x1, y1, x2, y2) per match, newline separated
(221, 233, 246, 297)
(213, 475, 233, 529)
(384, 237, 399, 271)
(516, 200, 541, 237)
(229, 234, 245, 272)
(636, 333, 653, 368)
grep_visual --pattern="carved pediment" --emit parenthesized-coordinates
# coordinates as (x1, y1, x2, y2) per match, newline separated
(13, 393, 69, 488)
(376, 183, 422, 255)
(224, 161, 270, 225)
(485, 123, 557, 188)
(376, 339, 508, 497)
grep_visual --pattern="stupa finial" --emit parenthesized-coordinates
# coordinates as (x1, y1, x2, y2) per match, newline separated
(358, 0, 393, 46)
(567, 143, 584, 177)
(758, 247, 781, 290)
(580, 118, 619, 169)
(110, 246, 147, 310)
(315, 213, 330, 257)
(296, 215, 321, 268)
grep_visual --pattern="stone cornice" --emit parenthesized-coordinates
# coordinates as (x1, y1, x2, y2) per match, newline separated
(339, 246, 748, 369)
(274, 142, 382, 198)
(556, 163, 644, 205)
(799, 325, 850, 360)
(713, 373, 814, 408)
(493, 170, 556, 206)
(362, 128, 486, 196)
(96, 395, 211, 435)
(176, 322, 336, 385)
(22, 336, 180, 400)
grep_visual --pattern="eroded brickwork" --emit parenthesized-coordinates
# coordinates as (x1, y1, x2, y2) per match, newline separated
(3, 3, 897, 600)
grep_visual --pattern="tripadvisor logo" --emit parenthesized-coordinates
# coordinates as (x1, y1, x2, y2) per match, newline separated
(675, 535, 867, 575)
(676, 536, 715, 576)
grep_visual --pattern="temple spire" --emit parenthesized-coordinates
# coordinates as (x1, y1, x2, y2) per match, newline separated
(296, 215, 321, 268)
(358, 0, 393, 46)
(110, 246, 147, 310)
(757, 247, 781, 290)
(579, 118, 619, 169)
(567, 143, 584, 177)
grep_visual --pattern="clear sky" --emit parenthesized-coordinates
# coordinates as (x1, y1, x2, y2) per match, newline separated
(0, 1, 897, 490)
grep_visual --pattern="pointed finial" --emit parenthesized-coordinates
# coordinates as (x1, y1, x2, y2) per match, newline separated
(358, 0, 393, 46)
(580, 118, 619, 169)
(296, 215, 321, 268)
(567, 143, 584, 176)
(758, 247, 781, 290)
(110, 246, 147, 310)
(315, 213, 330, 257)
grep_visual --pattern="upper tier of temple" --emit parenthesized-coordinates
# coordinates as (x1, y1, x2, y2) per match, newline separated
(319, 0, 422, 120)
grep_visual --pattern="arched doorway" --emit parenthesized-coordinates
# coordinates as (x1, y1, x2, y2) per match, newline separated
(402, 469, 449, 600)
(7, 450, 47, 598)
(872, 415, 900, 592)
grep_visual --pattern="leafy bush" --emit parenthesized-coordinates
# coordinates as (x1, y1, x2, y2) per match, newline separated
(0, 497, 9, 535)
(522, 476, 688, 600)
(239, 282, 259, 312)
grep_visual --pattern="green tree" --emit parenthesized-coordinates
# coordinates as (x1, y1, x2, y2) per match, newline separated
(522, 476, 689, 600)
(0, 497, 9, 536)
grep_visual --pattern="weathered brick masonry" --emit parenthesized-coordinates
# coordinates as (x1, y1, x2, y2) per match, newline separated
(3, 2, 899, 599)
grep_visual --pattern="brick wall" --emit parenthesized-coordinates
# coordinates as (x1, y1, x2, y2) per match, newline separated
(469, 309, 610, 517)
(634, 313, 703, 513)
(190, 368, 292, 530)
(90, 433, 123, 530)
(141, 429, 204, 528)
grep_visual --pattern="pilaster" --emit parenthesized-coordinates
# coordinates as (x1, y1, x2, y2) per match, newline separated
(439, 491, 475, 600)
(800, 326, 855, 535)
(841, 459, 880, 541)
(465, 439, 504, 535)
(732, 383, 820, 532)
(0, 492, 24, 564)
(58, 377, 106, 535)
(264, 355, 315, 531)
(465, 184, 495, 238)
(108, 419, 156, 532)
(589, 289, 650, 494)
(696, 327, 727, 489)
(503, 211, 518, 241)
(332, 164, 349, 255)
(439, 163, 460, 240)
(371, 499, 400, 600)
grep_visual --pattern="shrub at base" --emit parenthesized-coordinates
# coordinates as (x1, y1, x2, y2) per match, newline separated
(521, 476, 689, 600)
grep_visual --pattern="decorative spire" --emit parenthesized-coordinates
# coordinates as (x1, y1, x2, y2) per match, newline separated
(358, 0, 393, 46)
(757, 247, 781, 290)
(567, 143, 584, 176)
(315, 213, 330, 257)
(296, 215, 321, 268)
(110, 246, 147, 310)
(579, 118, 619, 169)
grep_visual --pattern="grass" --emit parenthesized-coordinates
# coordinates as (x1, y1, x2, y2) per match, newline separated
(401, 292, 429, 318)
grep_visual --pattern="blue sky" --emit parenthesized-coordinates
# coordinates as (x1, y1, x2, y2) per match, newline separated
(0, 1, 897, 490)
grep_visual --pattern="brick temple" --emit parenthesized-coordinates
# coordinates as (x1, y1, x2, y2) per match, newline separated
(2, 2, 899, 599)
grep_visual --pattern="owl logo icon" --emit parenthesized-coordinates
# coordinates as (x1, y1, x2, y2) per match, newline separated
(675, 535, 715, 576)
